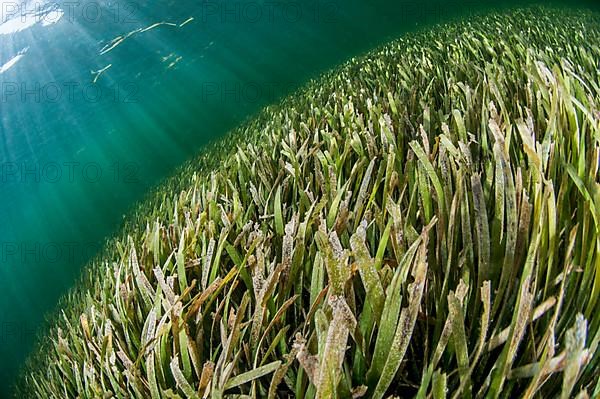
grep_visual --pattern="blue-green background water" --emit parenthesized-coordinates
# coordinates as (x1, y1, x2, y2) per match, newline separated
(0, 0, 597, 395)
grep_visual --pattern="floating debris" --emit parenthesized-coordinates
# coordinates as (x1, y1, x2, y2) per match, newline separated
(0, 47, 29, 74)
(166, 56, 183, 70)
(100, 21, 179, 55)
(91, 64, 112, 84)
(179, 17, 194, 27)
(161, 53, 183, 69)
(139, 21, 177, 34)
(161, 52, 175, 62)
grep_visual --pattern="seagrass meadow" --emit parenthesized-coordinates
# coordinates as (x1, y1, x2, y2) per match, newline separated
(16, 6, 600, 398)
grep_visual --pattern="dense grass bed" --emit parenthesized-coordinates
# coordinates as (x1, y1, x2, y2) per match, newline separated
(18, 7, 600, 398)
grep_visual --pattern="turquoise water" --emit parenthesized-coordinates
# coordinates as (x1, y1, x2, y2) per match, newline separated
(0, 0, 597, 395)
